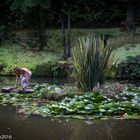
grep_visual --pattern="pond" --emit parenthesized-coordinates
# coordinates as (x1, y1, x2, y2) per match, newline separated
(0, 105, 140, 140)
(0, 77, 140, 140)
(0, 76, 67, 87)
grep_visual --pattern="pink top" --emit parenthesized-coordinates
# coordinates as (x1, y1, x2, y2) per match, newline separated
(20, 68, 32, 78)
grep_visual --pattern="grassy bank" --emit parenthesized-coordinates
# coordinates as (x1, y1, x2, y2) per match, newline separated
(0, 43, 62, 76)
(0, 28, 140, 77)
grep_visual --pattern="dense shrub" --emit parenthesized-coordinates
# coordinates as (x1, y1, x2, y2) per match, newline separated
(116, 55, 140, 79)
(33, 61, 60, 77)
(33, 61, 69, 78)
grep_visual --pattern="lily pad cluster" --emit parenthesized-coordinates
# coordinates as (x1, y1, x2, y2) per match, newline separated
(0, 84, 75, 105)
(34, 84, 64, 94)
(0, 92, 35, 105)
(0, 84, 140, 119)
(31, 89, 140, 118)
(33, 84, 76, 99)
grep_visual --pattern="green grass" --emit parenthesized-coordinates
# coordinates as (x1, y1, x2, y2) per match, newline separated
(0, 43, 62, 75)
(13, 28, 140, 51)
(15, 28, 140, 50)
(0, 28, 140, 76)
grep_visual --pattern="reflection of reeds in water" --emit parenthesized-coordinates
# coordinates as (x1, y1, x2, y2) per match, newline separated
(68, 120, 115, 140)
(15, 105, 30, 121)
(70, 123, 86, 140)
(104, 121, 114, 140)
(92, 120, 114, 140)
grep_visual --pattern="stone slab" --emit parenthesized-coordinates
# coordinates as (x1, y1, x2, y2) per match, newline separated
(1, 87, 15, 93)
(18, 89, 34, 94)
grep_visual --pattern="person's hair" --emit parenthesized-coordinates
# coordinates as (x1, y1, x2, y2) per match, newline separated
(14, 67, 21, 74)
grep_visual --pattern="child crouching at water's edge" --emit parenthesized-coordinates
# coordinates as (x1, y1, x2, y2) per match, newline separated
(14, 67, 32, 91)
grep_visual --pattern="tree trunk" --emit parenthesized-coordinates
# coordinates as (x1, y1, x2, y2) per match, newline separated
(60, 17, 67, 60)
(38, 6, 46, 51)
(125, 0, 135, 32)
(67, 9, 71, 58)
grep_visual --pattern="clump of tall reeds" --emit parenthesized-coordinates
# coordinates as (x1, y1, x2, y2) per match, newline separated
(71, 34, 114, 91)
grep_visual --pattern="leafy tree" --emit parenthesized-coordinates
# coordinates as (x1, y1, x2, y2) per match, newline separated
(53, 0, 75, 60)
(8, 0, 51, 51)
(53, 0, 86, 60)
(9, 0, 50, 12)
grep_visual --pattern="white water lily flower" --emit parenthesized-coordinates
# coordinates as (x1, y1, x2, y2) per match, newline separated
(85, 104, 93, 110)
(99, 108, 106, 112)
(55, 87, 63, 94)
(47, 86, 51, 90)
(51, 104, 59, 107)
(41, 108, 50, 113)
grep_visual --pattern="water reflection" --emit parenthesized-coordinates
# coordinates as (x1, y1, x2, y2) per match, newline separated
(0, 76, 67, 89)
(0, 77, 140, 140)
(0, 106, 140, 140)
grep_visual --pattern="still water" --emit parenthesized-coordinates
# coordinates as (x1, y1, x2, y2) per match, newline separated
(0, 106, 140, 140)
(0, 76, 140, 140)
(0, 76, 67, 87)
